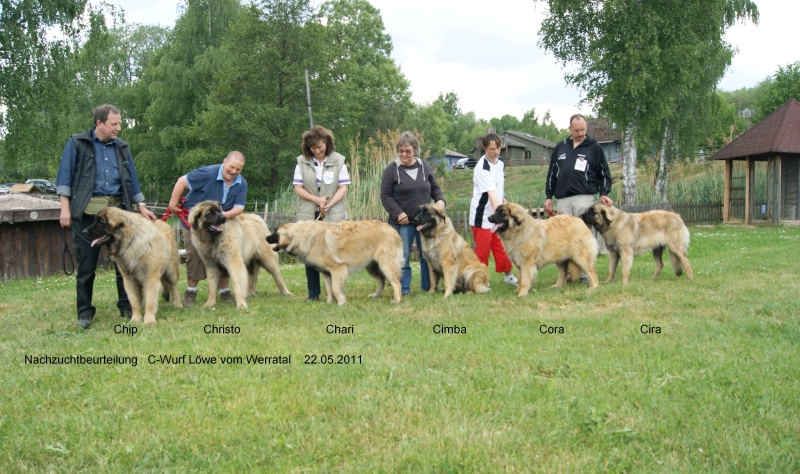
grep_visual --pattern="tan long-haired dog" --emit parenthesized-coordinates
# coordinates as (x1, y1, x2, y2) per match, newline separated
(189, 201, 291, 309)
(488, 203, 599, 296)
(580, 203, 693, 283)
(83, 207, 182, 324)
(411, 203, 490, 297)
(267, 220, 403, 305)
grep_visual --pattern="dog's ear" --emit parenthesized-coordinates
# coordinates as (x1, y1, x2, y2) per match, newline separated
(509, 205, 524, 226)
(600, 206, 615, 224)
(191, 210, 201, 231)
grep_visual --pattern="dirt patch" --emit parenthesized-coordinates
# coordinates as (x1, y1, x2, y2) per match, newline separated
(0, 194, 61, 210)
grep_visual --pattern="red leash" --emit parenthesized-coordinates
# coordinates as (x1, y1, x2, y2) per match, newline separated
(161, 196, 190, 228)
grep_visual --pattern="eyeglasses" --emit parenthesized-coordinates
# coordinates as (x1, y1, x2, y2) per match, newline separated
(397, 149, 414, 155)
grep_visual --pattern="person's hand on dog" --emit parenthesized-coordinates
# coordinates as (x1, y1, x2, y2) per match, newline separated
(600, 195, 613, 207)
(544, 198, 556, 216)
(140, 206, 157, 222)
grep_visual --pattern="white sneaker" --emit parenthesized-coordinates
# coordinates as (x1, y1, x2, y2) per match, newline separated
(503, 275, 518, 286)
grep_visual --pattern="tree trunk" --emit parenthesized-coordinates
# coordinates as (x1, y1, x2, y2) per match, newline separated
(655, 127, 670, 203)
(621, 122, 638, 207)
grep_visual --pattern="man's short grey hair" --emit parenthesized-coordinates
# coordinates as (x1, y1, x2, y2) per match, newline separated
(396, 131, 420, 156)
(569, 114, 587, 126)
(224, 150, 245, 163)
(93, 104, 121, 124)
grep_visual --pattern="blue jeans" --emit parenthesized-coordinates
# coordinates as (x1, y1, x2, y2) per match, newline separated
(392, 223, 429, 294)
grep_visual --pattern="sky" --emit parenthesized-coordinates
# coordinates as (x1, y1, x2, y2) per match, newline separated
(109, 0, 799, 127)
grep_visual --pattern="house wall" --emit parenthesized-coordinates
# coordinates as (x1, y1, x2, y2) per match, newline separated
(502, 133, 554, 167)
(600, 142, 623, 163)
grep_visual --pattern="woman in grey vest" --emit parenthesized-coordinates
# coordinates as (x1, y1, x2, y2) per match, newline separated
(293, 126, 351, 302)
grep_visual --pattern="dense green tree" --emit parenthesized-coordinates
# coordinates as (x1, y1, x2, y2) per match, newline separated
(193, 0, 325, 198)
(518, 108, 564, 143)
(0, 0, 89, 179)
(126, 0, 242, 187)
(705, 92, 745, 152)
(404, 99, 453, 158)
(755, 62, 800, 120)
(316, 0, 412, 144)
(451, 112, 488, 156)
(489, 114, 521, 134)
(537, 0, 758, 204)
(439, 91, 461, 119)
(720, 85, 763, 115)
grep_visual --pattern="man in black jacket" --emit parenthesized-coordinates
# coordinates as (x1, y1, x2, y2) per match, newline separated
(544, 114, 613, 282)
(56, 104, 157, 329)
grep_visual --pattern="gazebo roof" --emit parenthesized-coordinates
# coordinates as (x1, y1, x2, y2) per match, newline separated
(710, 98, 800, 160)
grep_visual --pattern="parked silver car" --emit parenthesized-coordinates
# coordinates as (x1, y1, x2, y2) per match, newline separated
(454, 158, 477, 169)
(26, 179, 57, 194)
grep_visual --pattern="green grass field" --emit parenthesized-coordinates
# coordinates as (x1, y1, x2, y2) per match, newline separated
(1, 224, 799, 472)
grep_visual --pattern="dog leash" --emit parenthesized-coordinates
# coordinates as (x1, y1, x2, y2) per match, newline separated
(62, 227, 75, 275)
(161, 196, 190, 228)
(314, 197, 330, 221)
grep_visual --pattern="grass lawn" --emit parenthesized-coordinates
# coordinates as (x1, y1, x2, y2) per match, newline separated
(1, 224, 798, 472)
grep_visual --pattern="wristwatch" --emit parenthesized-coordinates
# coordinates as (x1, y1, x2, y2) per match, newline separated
(137, 202, 147, 209)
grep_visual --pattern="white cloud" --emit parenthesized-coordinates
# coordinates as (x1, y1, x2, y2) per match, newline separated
(110, 0, 799, 126)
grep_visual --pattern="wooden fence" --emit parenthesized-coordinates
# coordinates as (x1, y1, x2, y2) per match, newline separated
(0, 200, 724, 281)
(618, 201, 723, 224)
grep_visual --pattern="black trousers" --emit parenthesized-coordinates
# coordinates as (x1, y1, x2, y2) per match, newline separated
(305, 265, 321, 298)
(71, 213, 130, 320)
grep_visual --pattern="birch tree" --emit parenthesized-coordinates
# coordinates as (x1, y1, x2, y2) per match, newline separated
(537, 0, 758, 204)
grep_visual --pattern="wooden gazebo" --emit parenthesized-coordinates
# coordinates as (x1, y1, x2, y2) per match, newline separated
(710, 99, 800, 225)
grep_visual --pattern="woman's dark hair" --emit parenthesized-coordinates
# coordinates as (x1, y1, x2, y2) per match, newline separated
(301, 126, 335, 160)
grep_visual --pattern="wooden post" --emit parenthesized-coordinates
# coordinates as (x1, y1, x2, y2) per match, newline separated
(775, 157, 781, 221)
(723, 159, 732, 223)
(263, 202, 269, 222)
(744, 156, 751, 225)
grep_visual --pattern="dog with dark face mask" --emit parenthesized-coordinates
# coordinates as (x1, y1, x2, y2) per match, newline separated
(488, 203, 599, 296)
(580, 203, 693, 284)
(412, 203, 489, 297)
(83, 207, 182, 324)
(189, 201, 291, 309)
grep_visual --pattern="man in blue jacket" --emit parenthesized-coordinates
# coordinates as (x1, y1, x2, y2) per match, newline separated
(544, 114, 613, 283)
(57, 104, 157, 329)
(167, 151, 247, 307)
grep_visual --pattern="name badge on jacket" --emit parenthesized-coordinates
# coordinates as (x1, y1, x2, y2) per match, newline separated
(574, 157, 588, 171)
(323, 171, 334, 184)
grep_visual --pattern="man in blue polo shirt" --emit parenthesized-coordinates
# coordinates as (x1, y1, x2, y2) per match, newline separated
(57, 104, 157, 329)
(167, 151, 248, 306)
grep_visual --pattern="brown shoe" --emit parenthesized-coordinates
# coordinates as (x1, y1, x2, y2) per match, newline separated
(182, 290, 197, 307)
(219, 291, 236, 303)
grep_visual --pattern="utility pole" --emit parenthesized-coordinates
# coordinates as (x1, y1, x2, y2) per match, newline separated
(305, 69, 313, 128)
